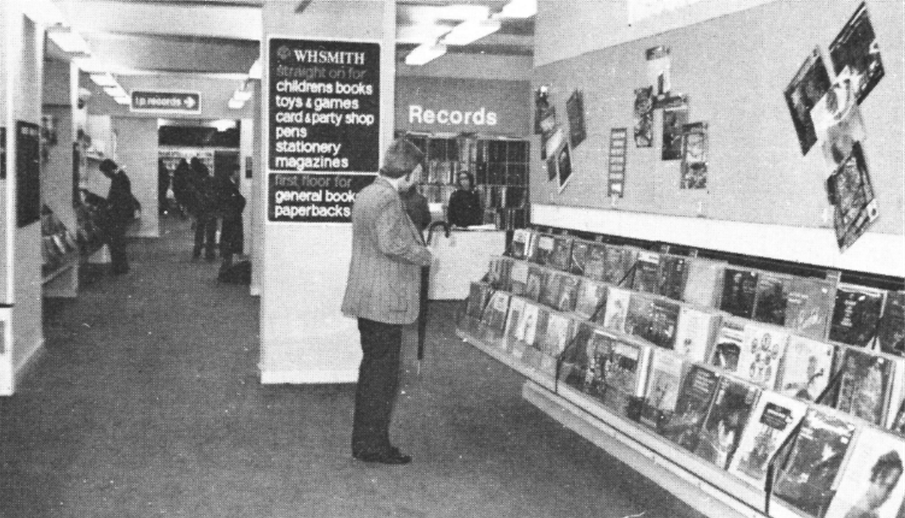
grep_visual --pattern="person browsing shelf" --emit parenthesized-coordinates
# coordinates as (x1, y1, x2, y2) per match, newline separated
(99, 159, 136, 275)
(341, 139, 433, 466)
(447, 171, 483, 228)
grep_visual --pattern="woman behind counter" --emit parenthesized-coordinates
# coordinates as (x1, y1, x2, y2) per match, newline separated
(447, 171, 483, 228)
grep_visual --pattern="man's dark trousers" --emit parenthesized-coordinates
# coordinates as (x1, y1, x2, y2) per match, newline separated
(352, 318, 402, 456)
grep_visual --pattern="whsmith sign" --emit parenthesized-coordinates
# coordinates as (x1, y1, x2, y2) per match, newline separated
(130, 91, 202, 114)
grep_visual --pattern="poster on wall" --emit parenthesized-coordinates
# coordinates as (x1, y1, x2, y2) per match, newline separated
(545, 128, 565, 180)
(267, 38, 381, 222)
(633, 86, 654, 148)
(784, 49, 831, 155)
(829, 2, 884, 106)
(811, 84, 865, 171)
(16, 121, 41, 228)
(0, 127, 6, 179)
(608, 128, 628, 197)
(565, 90, 587, 148)
(556, 144, 573, 192)
(680, 122, 708, 189)
(534, 86, 555, 135)
(661, 95, 688, 161)
(646, 45, 672, 101)
(827, 141, 878, 251)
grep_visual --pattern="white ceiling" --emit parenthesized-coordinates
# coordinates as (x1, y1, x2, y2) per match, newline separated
(48, 0, 534, 76)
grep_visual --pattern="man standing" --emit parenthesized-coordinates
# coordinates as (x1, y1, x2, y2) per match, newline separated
(342, 139, 433, 465)
(99, 159, 135, 275)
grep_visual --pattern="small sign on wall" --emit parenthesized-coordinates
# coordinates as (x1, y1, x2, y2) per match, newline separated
(131, 90, 202, 114)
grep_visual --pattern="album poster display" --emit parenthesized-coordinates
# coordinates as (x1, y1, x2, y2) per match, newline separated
(810, 80, 865, 170)
(661, 95, 688, 161)
(608, 128, 628, 197)
(827, 142, 878, 251)
(0, 127, 6, 179)
(16, 121, 41, 227)
(633, 86, 654, 148)
(784, 49, 831, 155)
(646, 45, 672, 100)
(556, 144, 573, 192)
(680, 122, 708, 189)
(829, 2, 884, 105)
(565, 89, 587, 148)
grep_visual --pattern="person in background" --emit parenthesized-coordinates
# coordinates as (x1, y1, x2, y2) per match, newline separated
(446, 171, 483, 228)
(190, 157, 217, 261)
(171, 158, 192, 218)
(99, 158, 135, 275)
(341, 138, 433, 465)
(215, 164, 245, 279)
(158, 159, 170, 216)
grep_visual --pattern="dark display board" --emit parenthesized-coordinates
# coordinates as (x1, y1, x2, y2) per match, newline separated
(0, 127, 6, 179)
(16, 121, 40, 227)
(268, 173, 374, 223)
(267, 38, 380, 173)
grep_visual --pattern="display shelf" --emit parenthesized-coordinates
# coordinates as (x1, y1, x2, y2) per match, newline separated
(458, 327, 804, 518)
(41, 255, 77, 285)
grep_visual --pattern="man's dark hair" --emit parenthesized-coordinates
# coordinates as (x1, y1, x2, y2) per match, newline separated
(99, 158, 118, 174)
(381, 139, 424, 179)
(871, 451, 904, 482)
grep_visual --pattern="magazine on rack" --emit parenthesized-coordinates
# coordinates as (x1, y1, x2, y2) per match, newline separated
(602, 287, 632, 334)
(736, 322, 790, 390)
(504, 296, 527, 351)
(603, 245, 638, 286)
(509, 260, 529, 297)
(682, 257, 726, 308)
(773, 408, 857, 518)
(659, 364, 720, 453)
(600, 337, 652, 419)
(510, 301, 540, 361)
(728, 392, 807, 487)
(878, 291, 905, 356)
(720, 268, 759, 319)
(539, 270, 564, 309)
(824, 426, 905, 518)
(657, 254, 687, 301)
(533, 234, 555, 266)
(556, 275, 580, 313)
(785, 277, 837, 341)
(584, 242, 607, 281)
(524, 265, 546, 302)
(560, 323, 597, 392)
(570, 240, 590, 276)
(693, 377, 760, 470)
(829, 283, 885, 347)
(635, 298, 680, 350)
(481, 290, 511, 340)
(640, 348, 687, 430)
(624, 293, 654, 339)
(834, 346, 893, 426)
(674, 306, 722, 363)
(778, 335, 836, 402)
(510, 228, 532, 260)
(562, 327, 613, 403)
(632, 251, 661, 294)
(523, 307, 550, 369)
(574, 279, 608, 322)
(466, 282, 493, 320)
(539, 313, 574, 377)
(753, 272, 793, 326)
(711, 318, 746, 374)
(548, 235, 573, 271)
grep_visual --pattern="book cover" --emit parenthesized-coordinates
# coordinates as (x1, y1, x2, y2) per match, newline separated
(712, 318, 746, 374)
(533, 234, 555, 266)
(773, 409, 857, 518)
(603, 245, 638, 286)
(624, 293, 654, 339)
(835, 347, 891, 426)
(574, 279, 608, 322)
(786, 277, 837, 341)
(753, 273, 793, 326)
(824, 427, 905, 518)
(601, 338, 651, 418)
(736, 323, 790, 389)
(657, 254, 687, 301)
(636, 299, 680, 350)
(728, 392, 808, 487)
(509, 261, 529, 297)
(720, 268, 759, 319)
(779, 336, 836, 402)
(632, 251, 661, 294)
(548, 235, 573, 271)
(674, 306, 722, 363)
(682, 258, 726, 308)
(539, 270, 564, 309)
(694, 377, 760, 469)
(570, 240, 590, 276)
(556, 275, 580, 313)
(584, 243, 607, 281)
(830, 284, 885, 347)
(602, 287, 632, 334)
(878, 291, 905, 356)
(641, 349, 686, 430)
(659, 364, 720, 453)
(524, 265, 546, 302)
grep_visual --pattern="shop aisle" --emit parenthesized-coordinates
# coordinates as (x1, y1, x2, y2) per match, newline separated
(0, 218, 705, 518)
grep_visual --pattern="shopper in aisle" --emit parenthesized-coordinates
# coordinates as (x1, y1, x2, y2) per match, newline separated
(158, 159, 170, 215)
(215, 163, 245, 280)
(172, 158, 192, 218)
(446, 171, 483, 228)
(190, 157, 217, 261)
(99, 158, 136, 275)
(342, 138, 433, 466)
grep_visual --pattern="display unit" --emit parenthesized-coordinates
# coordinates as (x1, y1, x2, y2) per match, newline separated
(402, 132, 530, 230)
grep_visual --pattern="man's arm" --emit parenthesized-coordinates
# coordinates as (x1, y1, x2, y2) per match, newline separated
(374, 197, 432, 267)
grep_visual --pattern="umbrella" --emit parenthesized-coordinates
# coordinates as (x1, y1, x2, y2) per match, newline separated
(419, 221, 451, 374)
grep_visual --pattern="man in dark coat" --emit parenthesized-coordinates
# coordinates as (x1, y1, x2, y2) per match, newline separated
(99, 159, 135, 275)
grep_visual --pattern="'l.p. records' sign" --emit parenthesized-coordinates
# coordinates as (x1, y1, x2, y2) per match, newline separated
(131, 91, 202, 114)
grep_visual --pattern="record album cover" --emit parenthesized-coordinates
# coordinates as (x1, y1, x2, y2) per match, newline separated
(602, 287, 632, 333)
(566, 89, 587, 148)
(828, 142, 878, 252)
(783, 48, 831, 155)
(657, 254, 687, 301)
(829, 284, 885, 347)
(574, 279, 608, 322)
(680, 122, 708, 189)
(829, 2, 885, 105)
(661, 96, 688, 161)
(659, 365, 720, 453)
(674, 306, 722, 363)
(779, 336, 836, 402)
(641, 349, 686, 430)
(694, 377, 760, 470)
(584, 242, 607, 281)
(878, 291, 905, 356)
(824, 427, 905, 518)
(786, 277, 837, 341)
(548, 235, 574, 272)
(753, 273, 793, 326)
(729, 392, 808, 487)
(720, 268, 759, 319)
(633, 86, 654, 148)
(570, 240, 590, 276)
(603, 245, 638, 286)
(834, 347, 891, 426)
(682, 258, 726, 308)
(632, 251, 661, 294)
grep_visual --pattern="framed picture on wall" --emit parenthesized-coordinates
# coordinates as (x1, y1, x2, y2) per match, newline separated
(557, 144, 573, 193)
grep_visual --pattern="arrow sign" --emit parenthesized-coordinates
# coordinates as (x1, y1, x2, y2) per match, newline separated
(131, 91, 202, 114)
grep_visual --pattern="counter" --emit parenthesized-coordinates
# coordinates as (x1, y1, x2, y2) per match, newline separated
(427, 229, 507, 300)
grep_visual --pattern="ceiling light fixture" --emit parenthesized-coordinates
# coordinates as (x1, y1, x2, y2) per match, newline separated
(247, 59, 262, 80)
(441, 19, 501, 46)
(46, 27, 91, 55)
(74, 57, 108, 74)
(233, 88, 253, 102)
(89, 73, 118, 88)
(103, 85, 127, 99)
(405, 42, 447, 66)
(228, 98, 245, 110)
(113, 96, 131, 106)
(493, 0, 538, 19)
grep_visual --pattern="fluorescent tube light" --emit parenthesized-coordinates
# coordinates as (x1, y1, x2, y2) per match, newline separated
(74, 57, 107, 74)
(228, 98, 245, 110)
(103, 85, 127, 98)
(494, 0, 537, 19)
(47, 29, 91, 55)
(233, 89, 253, 102)
(442, 19, 501, 46)
(90, 73, 118, 87)
(405, 43, 447, 66)
(113, 96, 131, 106)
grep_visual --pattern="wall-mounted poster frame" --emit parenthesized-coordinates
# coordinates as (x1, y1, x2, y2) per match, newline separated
(16, 121, 41, 228)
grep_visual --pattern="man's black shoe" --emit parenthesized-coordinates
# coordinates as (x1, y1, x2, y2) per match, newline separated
(353, 449, 412, 465)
